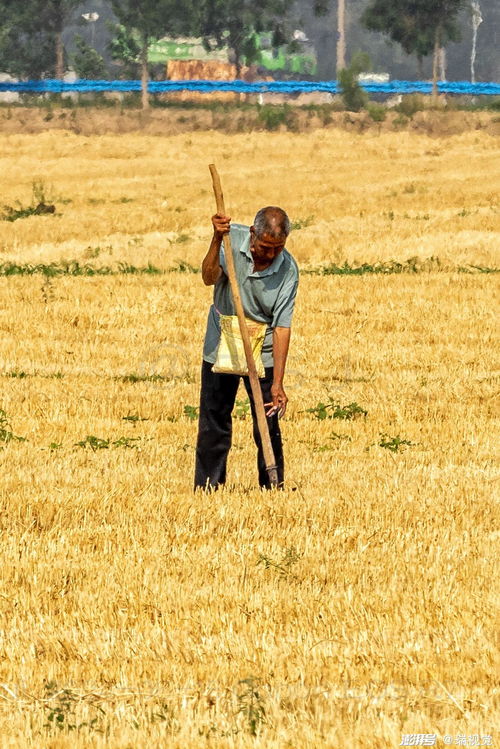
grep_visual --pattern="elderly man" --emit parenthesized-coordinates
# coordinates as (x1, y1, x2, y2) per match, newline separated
(194, 206, 299, 491)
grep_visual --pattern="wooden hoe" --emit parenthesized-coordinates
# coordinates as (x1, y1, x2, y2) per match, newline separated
(209, 164, 279, 488)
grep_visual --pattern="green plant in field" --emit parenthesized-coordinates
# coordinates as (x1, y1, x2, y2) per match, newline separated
(393, 113, 409, 128)
(43, 681, 105, 734)
(75, 435, 110, 450)
(0, 261, 163, 277)
(303, 398, 367, 421)
(314, 432, 352, 451)
(256, 546, 301, 579)
(2, 180, 56, 222)
(175, 233, 191, 244)
(233, 398, 250, 420)
(301, 257, 447, 276)
(118, 373, 167, 384)
(290, 215, 314, 230)
(378, 433, 415, 452)
(112, 436, 141, 449)
(236, 678, 266, 737)
(75, 435, 141, 450)
(396, 94, 425, 118)
(257, 103, 293, 131)
(183, 405, 199, 421)
(366, 102, 386, 122)
(49, 442, 63, 450)
(0, 409, 26, 446)
(458, 264, 500, 274)
(122, 413, 149, 424)
(168, 260, 199, 273)
(5, 370, 29, 378)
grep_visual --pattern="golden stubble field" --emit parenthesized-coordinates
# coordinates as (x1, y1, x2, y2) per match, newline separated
(0, 126, 498, 747)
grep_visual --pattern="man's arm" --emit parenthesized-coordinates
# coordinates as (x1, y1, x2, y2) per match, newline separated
(267, 326, 291, 417)
(201, 213, 230, 286)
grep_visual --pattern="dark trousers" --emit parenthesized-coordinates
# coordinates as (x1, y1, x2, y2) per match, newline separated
(194, 360, 284, 490)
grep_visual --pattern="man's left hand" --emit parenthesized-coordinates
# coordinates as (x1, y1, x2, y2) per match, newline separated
(265, 384, 288, 418)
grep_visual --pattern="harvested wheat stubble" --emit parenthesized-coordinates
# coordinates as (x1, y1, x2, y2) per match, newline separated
(0, 128, 498, 748)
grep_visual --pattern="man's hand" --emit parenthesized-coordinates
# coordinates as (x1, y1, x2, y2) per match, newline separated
(212, 213, 231, 238)
(265, 383, 288, 418)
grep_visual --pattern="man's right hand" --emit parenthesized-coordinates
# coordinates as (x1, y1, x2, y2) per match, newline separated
(212, 213, 231, 238)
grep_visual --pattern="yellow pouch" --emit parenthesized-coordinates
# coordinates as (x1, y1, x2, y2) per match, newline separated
(212, 314, 267, 377)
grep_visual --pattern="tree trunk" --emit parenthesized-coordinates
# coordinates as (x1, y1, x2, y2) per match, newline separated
(438, 46, 446, 81)
(140, 39, 149, 110)
(432, 27, 440, 99)
(417, 55, 424, 81)
(336, 0, 346, 73)
(55, 31, 64, 80)
(234, 50, 242, 80)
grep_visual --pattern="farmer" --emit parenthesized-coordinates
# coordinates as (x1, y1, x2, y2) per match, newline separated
(194, 207, 299, 491)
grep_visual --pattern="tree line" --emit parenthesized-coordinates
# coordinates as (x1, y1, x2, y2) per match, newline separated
(0, 0, 485, 107)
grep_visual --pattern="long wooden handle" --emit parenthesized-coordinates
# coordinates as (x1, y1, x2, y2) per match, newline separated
(209, 164, 278, 487)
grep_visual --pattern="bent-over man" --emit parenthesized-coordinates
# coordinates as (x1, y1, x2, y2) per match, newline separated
(194, 206, 299, 491)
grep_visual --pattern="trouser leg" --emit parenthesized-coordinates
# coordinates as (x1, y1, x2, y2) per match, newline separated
(243, 367, 284, 489)
(194, 360, 240, 491)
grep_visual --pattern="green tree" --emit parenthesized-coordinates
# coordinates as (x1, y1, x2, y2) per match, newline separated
(110, 0, 198, 109)
(72, 35, 107, 79)
(199, 0, 296, 79)
(0, 0, 81, 79)
(338, 50, 370, 111)
(362, 0, 467, 95)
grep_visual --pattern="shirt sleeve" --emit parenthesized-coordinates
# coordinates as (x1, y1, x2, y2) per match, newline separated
(271, 258, 299, 328)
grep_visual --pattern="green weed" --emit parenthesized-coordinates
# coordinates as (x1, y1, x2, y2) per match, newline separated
(0, 409, 26, 445)
(74, 435, 141, 450)
(290, 215, 314, 231)
(257, 546, 301, 579)
(118, 373, 167, 384)
(122, 413, 149, 423)
(0, 261, 162, 277)
(366, 102, 386, 122)
(168, 260, 199, 273)
(378, 433, 416, 452)
(302, 257, 443, 275)
(1, 180, 56, 222)
(303, 399, 367, 421)
(183, 405, 199, 421)
(233, 398, 250, 420)
(236, 678, 266, 736)
(43, 681, 105, 734)
(314, 432, 352, 451)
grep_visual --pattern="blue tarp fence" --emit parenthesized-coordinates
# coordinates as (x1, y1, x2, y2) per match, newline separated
(0, 79, 499, 96)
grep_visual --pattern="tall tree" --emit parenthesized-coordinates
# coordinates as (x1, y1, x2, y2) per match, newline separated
(199, 0, 296, 79)
(362, 0, 467, 94)
(110, 0, 198, 109)
(0, 0, 81, 79)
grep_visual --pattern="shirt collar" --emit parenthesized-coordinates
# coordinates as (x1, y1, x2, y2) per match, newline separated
(240, 233, 286, 277)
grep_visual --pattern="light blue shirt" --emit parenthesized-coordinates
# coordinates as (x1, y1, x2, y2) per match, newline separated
(202, 223, 299, 368)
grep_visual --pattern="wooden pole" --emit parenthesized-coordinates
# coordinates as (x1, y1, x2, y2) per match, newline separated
(336, 0, 346, 74)
(209, 164, 279, 488)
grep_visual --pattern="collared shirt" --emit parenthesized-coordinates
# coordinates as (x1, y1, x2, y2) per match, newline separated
(202, 223, 299, 368)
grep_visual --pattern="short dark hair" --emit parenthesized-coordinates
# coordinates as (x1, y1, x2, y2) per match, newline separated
(253, 206, 291, 239)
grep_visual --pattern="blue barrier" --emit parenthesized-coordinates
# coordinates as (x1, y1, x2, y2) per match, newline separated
(0, 78, 499, 96)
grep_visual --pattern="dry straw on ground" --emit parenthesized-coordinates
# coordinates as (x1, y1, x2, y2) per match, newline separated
(0, 127, 498, 747)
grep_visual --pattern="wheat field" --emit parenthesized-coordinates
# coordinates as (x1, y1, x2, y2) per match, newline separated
(0, 126, 498, 748)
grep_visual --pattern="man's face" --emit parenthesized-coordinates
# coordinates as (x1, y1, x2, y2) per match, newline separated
(250, 228, 285, 268)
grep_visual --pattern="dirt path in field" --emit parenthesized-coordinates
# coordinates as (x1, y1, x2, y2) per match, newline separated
(0, 105, 498, 137)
